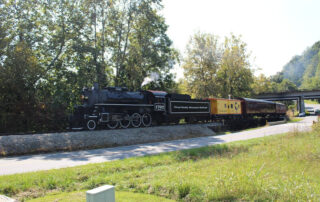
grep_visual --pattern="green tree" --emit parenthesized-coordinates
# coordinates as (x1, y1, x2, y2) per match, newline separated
(107, 0, 177, 90)
(216, 34, 253, 98)
(270, 71, 284, 83)
(125, 0, 178, 90)
(276, 79, 298, 92)
(182, 32, 222, 98)
(0, 42, 44, 132)
(141, 73, 179, 93)
(176, 78, 189, 94)
(251, 74, 273, 95)
(182, 32, 253, 98)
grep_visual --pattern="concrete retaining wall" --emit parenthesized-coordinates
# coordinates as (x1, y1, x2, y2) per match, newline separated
(267, 120, 287, 126)
(0, 124, 217, 156)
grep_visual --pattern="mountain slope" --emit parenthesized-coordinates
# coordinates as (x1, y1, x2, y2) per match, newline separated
(282, 41, 320, 89)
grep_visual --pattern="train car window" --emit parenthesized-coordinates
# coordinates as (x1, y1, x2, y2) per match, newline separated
(225, 104, 227, 108)
(231, 104, 233, 108)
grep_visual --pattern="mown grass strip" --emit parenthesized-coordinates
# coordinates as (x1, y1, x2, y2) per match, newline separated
(288, 117, 303, 123)
(1, 123, 320, 201)
(26, 190, 174, 202)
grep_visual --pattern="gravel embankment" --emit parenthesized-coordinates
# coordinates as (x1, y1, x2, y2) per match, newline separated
(0, 123, 218, 156)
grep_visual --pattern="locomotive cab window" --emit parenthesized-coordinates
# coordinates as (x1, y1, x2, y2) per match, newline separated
(156, 97, 165, 103)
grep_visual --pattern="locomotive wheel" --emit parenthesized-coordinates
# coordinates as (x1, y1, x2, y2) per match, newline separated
(131, 113, 142, 128)
(142, 113, 152, 127)
(86, 119, 97, 131)
(120, 114, 131, 129)
(107, 120, 119, 129)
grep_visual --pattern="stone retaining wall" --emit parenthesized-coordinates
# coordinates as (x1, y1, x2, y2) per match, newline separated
(0, 124, 217, 156)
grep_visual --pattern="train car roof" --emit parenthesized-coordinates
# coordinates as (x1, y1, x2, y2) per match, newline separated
(240, 98, 285, 106)
(207, 97, 242, 101)
(146, 90, 168, 97)
(240, 98, 278, 104)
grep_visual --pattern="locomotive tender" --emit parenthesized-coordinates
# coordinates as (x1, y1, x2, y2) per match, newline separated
(70, 83, 286, 130)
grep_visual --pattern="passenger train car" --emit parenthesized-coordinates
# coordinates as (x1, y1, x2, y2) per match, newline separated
(208, 98, 242, 120)
(70, 84, 287, 130)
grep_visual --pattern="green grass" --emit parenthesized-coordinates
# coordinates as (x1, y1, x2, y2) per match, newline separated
(288, 117, 303, 123)
(216, 125, 266, 135)
(305, 100, 320, 104)
(27, 190, 174, 202)
(1, 124, 320, 201)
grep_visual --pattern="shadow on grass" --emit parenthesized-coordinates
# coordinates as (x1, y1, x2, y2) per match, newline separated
(174, 143, 250, 162)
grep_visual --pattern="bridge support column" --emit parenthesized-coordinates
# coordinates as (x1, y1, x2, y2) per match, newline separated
(298, 96, 305, 114)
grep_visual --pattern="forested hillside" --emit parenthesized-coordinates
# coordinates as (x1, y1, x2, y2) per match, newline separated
(282, 41, 320, 89)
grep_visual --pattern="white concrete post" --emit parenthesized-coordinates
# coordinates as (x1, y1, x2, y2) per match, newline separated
(86, 185, 115, 202)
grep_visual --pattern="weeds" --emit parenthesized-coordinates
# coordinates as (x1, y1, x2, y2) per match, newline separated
(174, 144, 249, 162)
(286, 125, 301, 138)
(177, 183, 190, 199)
(1, 185, 18, 196)
(312, 117, 320, 134)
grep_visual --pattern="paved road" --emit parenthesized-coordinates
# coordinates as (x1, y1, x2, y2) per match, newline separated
(0, 116, 317, 176)
(305, 103, 320, 110)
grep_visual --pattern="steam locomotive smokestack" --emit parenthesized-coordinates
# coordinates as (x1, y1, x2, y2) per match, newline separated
(141, 72, 160, 87)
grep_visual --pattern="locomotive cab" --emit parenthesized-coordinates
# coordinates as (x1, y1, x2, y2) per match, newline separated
(147, 90, 167, 112)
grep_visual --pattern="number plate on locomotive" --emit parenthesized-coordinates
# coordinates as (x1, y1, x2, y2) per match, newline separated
(154, 103, 165, 111)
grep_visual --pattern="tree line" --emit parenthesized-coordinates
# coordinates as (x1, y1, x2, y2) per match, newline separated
(0, 0, 178, 133)
(179, 32, 297, 99)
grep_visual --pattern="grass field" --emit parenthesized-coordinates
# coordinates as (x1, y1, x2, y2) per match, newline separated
(27, 191, 174, 202)
(288, 117, 302, 123)
(305, 100, 320, 104)
(1, 122, 320, 201)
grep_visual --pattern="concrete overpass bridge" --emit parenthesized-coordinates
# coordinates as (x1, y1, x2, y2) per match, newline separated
(255, 90, 320, 113)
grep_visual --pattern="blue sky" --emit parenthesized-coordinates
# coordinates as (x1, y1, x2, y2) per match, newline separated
(162, 0, 320, 79)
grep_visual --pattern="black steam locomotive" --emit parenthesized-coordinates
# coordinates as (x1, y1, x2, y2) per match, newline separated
(70, 83, 210, 130)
